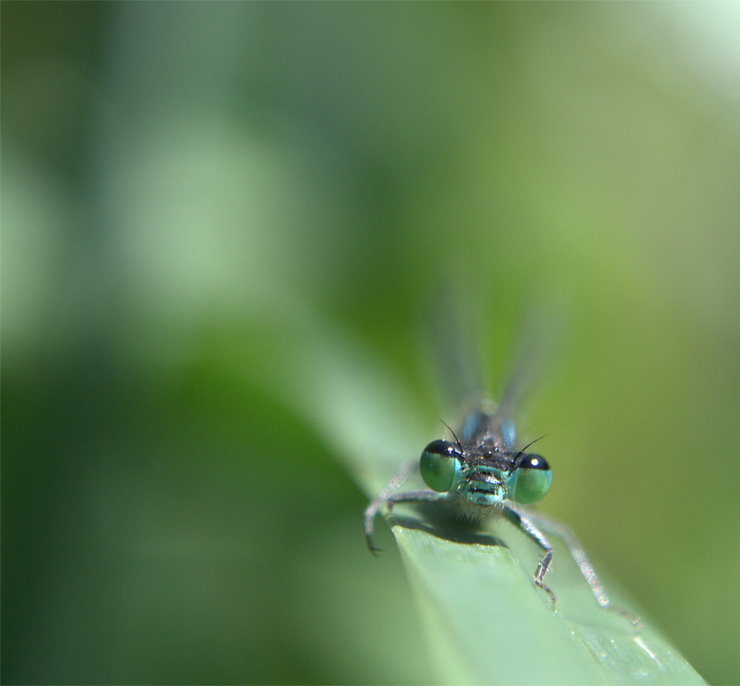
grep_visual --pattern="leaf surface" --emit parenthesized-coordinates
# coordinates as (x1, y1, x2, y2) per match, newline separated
(245, 304, 705, 685)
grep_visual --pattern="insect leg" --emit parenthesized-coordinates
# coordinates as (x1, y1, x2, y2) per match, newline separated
(512, 505, 642, 630)
(502, 504, 557, 607)
(386, 490, 446, 509)
(364, 460, 418, 554)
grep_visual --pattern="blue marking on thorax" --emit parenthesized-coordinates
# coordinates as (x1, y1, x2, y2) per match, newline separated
(460, 408, 517, 451)
(461, 409, 487, 443)
(501, 417, 517, 450)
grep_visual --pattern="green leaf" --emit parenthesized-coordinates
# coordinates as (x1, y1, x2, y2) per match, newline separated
(244, 303, 706, 685)
(389, 517, 703, 685)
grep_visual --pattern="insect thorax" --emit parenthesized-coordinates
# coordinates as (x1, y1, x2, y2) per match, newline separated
(450, 451, 515, 520)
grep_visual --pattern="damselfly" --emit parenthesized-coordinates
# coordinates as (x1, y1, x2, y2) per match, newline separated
(364, 302, 641, 630)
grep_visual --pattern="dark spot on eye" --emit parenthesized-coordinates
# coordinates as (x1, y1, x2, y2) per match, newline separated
(520, 454, 550, 471)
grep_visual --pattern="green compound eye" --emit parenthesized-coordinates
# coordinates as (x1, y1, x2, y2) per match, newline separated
(511, 454, 552, 504)
(420, 440, 462, 492)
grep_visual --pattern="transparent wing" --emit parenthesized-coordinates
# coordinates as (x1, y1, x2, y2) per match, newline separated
(423, 285, 486, 412)
(498, 298, 568, 419)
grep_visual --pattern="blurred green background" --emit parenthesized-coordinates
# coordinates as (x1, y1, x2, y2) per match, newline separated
(3, 3, 740, 684)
